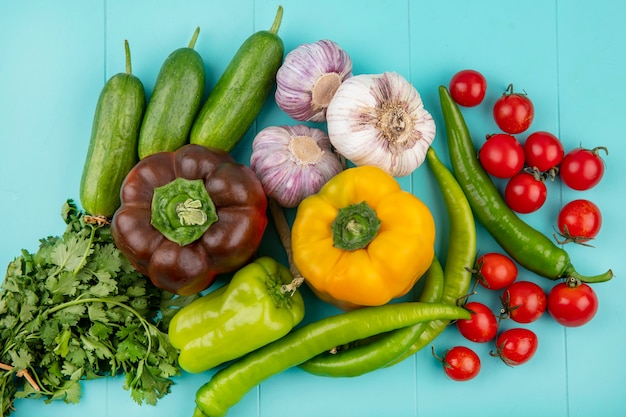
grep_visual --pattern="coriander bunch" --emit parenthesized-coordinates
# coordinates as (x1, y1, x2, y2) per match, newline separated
(0, 200, 194, 416)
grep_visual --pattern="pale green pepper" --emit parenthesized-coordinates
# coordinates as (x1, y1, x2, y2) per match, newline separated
(168, 256, 305, 373)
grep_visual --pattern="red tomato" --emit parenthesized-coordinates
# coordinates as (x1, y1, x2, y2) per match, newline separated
(437, 346, 481, 381)
(493, 84, 534, 134)
(504, 171, 547, 213)
(473, 252, 518, 290)
(560, 146, 607, 190)
(501, 281, 547, 323)
(449, 69, 487, 107)
(523, 131, 565, 173)
(492, 328, 538, 366)
(456, 302, 498, 343)
(478, 133, 525, 178)
(547, 280, 598, 327)
(557, 199, 602, 244)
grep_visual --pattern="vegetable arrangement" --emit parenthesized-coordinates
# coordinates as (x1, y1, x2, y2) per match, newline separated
(1, 5, 617, 417)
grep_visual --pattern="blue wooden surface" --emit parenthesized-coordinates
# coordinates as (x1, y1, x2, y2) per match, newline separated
(1, 1, 624, 416)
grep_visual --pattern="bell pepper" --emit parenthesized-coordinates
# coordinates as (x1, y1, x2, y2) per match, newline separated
(111, 144, 268, 295)
(291, 165, 436, 310)
(168, 256, 305, 373)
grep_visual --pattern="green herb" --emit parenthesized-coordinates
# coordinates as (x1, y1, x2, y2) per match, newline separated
(0, 200, 197, 416)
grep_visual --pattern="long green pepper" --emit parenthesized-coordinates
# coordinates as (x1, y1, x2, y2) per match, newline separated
(387, 146, 477, 365)
(298, 254, 445, 377)
(192, 302, 469, 417)
(438, 85, 612, 283)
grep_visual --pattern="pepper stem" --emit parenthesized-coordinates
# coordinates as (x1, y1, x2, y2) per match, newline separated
(151, 177, 218, 246)
(564, 265, 613, 283)
(331, 201, 381, 251)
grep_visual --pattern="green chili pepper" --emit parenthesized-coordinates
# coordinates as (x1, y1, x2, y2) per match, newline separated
(387, 146, 477, 365)
(438, 85, 613, 284)
(298, 254, 444, 377)
(193, 301, 470, 417)
(168, 256, 305, 374)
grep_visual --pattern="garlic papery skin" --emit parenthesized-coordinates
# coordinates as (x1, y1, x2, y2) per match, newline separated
(326, 72, 436, 177)
(250, 124, 344, 208)
(275, 39, 353, 122)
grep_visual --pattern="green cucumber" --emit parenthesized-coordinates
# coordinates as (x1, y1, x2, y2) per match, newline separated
(79, 40, 146, 219)
(138, 27, 205, 159)
(189, 6, 285, 152)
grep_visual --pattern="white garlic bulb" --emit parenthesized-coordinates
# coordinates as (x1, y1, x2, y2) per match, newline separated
(250, 124, 344, 208)
(275, 39, 353, 122)
(326, 72, 436, 177)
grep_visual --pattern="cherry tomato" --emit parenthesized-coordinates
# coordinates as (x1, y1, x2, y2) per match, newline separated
(501, 281, 547, 323)
(523, 131, 565, 173)
(560, 146, 608, 190)
(478, 133, 525, 178)
(473, 252, 518, 290)
(492, 328, 538, 366)
(435, 346, 481, 381)
(449, 69, 487, 107)
(504, 171, 547, 213)
(547, 279, 598, 327)
(556, 199, 602, 244)
(493, 84, 534, 134)
(456, 302, 498, 343)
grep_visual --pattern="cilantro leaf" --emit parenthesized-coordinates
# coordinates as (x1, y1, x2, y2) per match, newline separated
(9, 349, 33, 370)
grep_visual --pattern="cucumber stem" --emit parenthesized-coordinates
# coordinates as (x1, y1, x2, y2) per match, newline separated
(188, 26, 200, 49)
(124, 39, 132, 74)
(269, 5, 283, 34)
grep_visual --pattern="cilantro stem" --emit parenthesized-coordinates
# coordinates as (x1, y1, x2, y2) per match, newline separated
(72, 224, 96, 276)
(0, 363, 41, 392)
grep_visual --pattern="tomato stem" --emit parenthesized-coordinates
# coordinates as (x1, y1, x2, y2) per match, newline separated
(565, 276, 581, 288)
(592, 146, 609, 157)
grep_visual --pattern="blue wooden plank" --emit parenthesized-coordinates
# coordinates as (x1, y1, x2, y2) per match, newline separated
(0, 1, 105, 271)
(556, 1, 626, 416)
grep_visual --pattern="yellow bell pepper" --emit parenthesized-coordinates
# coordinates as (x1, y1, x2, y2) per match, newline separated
(291, 165, 436, 310)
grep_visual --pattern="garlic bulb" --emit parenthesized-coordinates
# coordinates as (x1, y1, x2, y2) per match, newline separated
(250, 124, 344, 208)
(326, 72, 436, 177)
(275, 39, 353, 122)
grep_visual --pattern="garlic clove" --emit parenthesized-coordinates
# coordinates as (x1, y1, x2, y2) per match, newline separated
(326, 72, 436, 177)
(275, 39, 353, 122)
(250, 125, 344, 208)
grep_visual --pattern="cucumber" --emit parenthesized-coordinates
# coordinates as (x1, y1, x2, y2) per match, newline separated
(138, 27, 205, 159)
(190, 6, 285, 152)
(79, 40, 146, 219)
